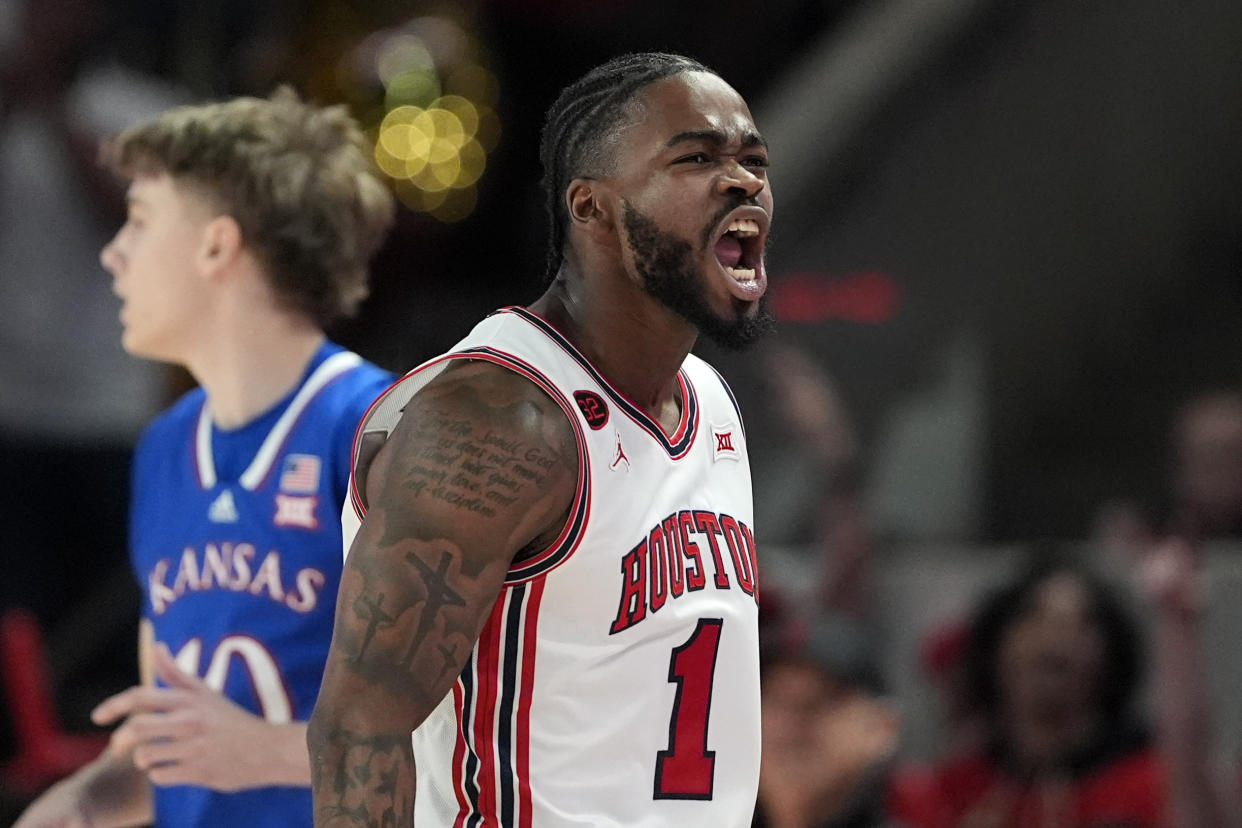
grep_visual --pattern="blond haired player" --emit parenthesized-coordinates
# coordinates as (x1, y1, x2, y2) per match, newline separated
(17, 88, 394, 828)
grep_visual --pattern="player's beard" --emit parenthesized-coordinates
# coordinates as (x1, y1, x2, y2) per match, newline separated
(622, 200, 774, 351)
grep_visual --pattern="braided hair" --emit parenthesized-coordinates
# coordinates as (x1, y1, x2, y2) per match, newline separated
(538, 52, 716, 281)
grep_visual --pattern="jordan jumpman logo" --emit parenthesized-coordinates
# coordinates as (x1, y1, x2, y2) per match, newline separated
(610, 431, 630, 471)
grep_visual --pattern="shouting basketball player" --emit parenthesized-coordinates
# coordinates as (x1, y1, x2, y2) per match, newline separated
(308, 53, 773, 827)
(15, 89, 395, 827)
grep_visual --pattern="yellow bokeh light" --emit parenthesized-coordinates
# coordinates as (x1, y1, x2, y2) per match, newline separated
(371, 53, 497, 215)
(385, 68, 441, 110)
(380, 123, 432, 167)
(374, 140, 411, 180)
(377, 106, 431, 176)
(435, 139, 461, 168)
(431, 95, 479, 138)
(408, 156, 451, 193)
(412, 108, 465, 154)
(430, 154, 462, 188)
(380, 105, 422, 130)
(452, 139, 486, 188)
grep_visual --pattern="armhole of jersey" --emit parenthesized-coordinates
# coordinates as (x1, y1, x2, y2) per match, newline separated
(346, 349, 591, 584)
(347, 373, 403, 522)
(455, 347, 591, 584)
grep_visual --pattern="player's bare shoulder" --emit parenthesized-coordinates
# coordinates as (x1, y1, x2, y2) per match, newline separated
(362, 358, 580, 562)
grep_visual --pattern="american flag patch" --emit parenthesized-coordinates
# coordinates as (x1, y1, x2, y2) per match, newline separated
(279, 454, 322, 493)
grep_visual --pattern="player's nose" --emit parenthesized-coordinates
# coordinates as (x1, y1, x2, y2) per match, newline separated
(717, 160, 765, 199)
(100, 236, 123, 276)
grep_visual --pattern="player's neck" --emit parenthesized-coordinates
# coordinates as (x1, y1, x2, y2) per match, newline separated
(532, 269, 694, 423)
(188, 312, 326, 430)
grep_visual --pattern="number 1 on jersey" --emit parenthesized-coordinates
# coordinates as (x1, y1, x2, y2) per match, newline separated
(654, 617, 723, 800)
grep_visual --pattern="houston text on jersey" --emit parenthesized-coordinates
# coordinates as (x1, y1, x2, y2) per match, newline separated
(610, 509, 758, 635)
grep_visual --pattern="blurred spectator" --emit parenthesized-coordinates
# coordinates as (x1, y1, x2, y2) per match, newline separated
(932, 550, 1163, 827)
(918, 617, 984, 760)
(1167, 389, 1242, 538)
(755, 615, 937, 828)
(0, 0, 184, 765)
(1139, 536, 1241, 828)
(1096, 388, 1242, 552)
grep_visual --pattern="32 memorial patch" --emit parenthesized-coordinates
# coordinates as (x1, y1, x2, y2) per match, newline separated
(574, 390, 609, 430)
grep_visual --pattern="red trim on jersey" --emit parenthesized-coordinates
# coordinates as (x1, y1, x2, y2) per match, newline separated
(515, 579, 545, 826)
(452, 650, 478, 828)
(450, 584, 541, 827)
(473, 596, 506, 821)
(740, 522, 760, 602)
(666, 372, 694, 446)
(450, 682, 470, 828)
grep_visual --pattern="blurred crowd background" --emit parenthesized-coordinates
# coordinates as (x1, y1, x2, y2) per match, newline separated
(2, 0, 1242, 824)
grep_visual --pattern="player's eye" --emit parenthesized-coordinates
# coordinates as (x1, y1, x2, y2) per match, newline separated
(674, 153, 711, 165)
(741, 155, 769, 168)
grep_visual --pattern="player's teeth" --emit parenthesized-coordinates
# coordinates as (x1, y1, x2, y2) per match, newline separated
(726, 219, 759, 237)
(728, 267, 756, 281)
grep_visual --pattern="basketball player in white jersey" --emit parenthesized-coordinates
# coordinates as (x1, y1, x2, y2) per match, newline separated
(16, 89, 394, 828)
(308, 53, 774, 827)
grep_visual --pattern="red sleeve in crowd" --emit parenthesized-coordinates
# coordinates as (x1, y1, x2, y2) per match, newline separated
(928, 747, 1166, 828)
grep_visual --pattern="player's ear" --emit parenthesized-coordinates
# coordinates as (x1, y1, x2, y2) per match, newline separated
(566, 178, 615, 236)
(197, 215, 244, 278)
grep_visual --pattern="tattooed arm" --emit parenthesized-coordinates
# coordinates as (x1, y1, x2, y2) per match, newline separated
(307, 360, 578, 827)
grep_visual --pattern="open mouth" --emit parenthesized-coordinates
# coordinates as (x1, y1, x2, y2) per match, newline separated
(714, 218, 763, 283)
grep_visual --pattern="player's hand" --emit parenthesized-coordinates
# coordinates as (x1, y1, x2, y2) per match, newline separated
(90, 643, 280, 791)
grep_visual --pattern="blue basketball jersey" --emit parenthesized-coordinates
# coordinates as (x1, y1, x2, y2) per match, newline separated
(129, 341, 392, 827)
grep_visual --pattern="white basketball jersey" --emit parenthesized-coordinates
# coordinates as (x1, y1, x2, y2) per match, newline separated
(343, 307, 760, 827)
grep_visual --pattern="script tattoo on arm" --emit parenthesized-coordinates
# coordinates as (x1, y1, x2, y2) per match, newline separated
(308, 360, 578, 827)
